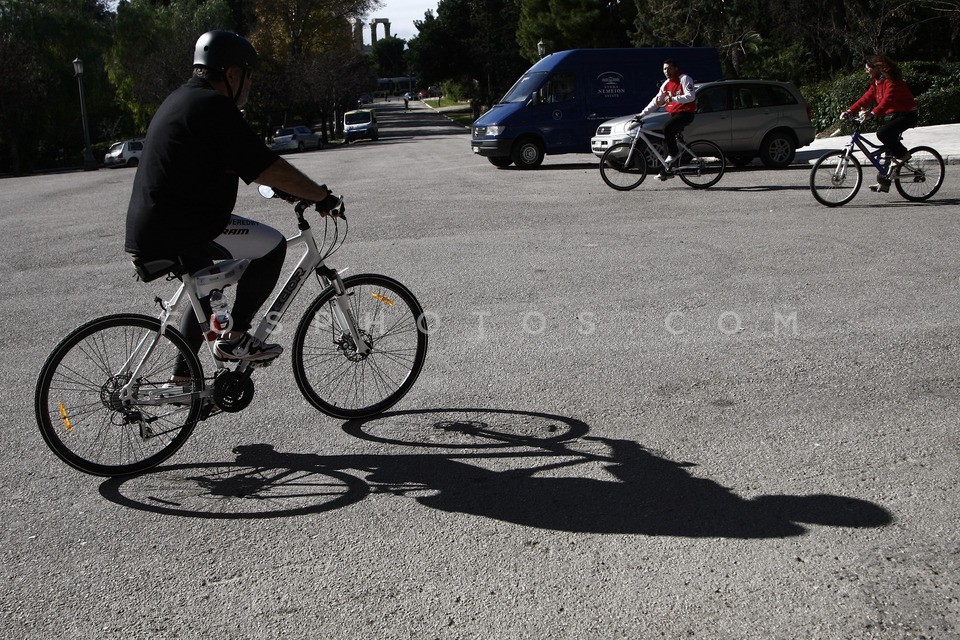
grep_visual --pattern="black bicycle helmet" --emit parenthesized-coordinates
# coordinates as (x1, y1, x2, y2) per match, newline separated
(193, 30, 257, 71)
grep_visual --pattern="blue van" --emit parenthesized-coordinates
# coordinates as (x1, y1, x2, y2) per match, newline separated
(470, 48, 723, 169)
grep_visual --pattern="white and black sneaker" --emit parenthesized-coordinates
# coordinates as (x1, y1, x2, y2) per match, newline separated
(214, 333, 283, 362)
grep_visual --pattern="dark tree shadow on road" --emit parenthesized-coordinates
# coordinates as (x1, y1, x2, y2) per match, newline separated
(99, 408, 892, 537)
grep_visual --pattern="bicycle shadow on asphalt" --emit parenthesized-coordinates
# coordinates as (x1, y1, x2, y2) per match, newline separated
(99, 407, 892, 537)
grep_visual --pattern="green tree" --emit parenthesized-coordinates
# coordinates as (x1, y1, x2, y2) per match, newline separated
(106, 0, 236, 132)
(0, 0, 113, 173)
(516, 0, 637, 61)
(407, 0, 527, 106)
(371, 35, 406, 78)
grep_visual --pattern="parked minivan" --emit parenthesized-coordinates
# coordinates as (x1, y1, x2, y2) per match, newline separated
(590, 79, 815, 168)
(344, 109, 379, 143)
(470, 48, 723, 169)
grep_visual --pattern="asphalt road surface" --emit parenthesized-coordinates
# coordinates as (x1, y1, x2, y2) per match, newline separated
(3, 100, 959, 639)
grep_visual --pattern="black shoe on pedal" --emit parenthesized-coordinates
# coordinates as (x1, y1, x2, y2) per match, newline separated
(214, 333, 283, 362)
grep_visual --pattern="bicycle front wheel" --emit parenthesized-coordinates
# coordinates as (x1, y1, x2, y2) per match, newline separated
(894, 146, 945, 202)
(293, 274, 428, 419)
(810, 151, 862, 207)
(600, 142, 647, 190)
(676, 140, 725, 188)
(35, 314, 204, 476)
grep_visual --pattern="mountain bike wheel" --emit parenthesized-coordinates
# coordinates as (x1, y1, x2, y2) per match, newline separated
(600, 142, 647, 190)
(810, 151, 862, 207)
(894, 146, 944, 202)
(293, 274, 428, 419)
(35, 314, 204, 476)
(676, 140, 725, 188)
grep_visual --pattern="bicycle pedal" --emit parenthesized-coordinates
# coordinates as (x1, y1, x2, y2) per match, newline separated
(250, 357, 277, 369)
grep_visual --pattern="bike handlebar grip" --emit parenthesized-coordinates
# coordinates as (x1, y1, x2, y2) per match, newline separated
(315, 193, 345, 218)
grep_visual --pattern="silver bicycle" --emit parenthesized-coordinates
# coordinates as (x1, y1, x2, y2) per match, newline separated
(599, 121, 726, 190)
(35, 188, 429, 476)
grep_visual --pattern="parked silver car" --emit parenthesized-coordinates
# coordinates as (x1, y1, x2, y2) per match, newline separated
(591, 80, 815, 168)
(103, 139, 143, 168)
(270, 125, 323, 152)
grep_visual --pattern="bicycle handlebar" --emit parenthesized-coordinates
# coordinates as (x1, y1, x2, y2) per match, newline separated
(258, 184, 346, 219)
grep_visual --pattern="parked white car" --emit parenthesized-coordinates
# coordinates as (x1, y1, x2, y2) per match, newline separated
(103, 139, 143, 168)
(270, 125, 323, 153)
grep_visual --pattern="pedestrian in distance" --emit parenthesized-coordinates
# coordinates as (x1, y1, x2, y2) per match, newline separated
(840, 54, 918, 192)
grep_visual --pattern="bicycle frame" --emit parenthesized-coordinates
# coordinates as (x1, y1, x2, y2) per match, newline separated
(839, 127, 894, 177)
(119, 208, 362, 405)
(623, 126, 690, 169)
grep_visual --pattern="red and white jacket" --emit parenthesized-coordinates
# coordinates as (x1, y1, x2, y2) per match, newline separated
(638, 73, 697, 118)
(848, 78, 917, 117)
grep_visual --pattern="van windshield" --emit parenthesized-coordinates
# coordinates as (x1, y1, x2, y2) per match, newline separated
(499, 71, 547, 104)
(345, 112, 372, 124)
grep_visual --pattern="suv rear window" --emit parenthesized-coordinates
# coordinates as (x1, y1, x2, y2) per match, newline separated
(734, 83, 799, 109)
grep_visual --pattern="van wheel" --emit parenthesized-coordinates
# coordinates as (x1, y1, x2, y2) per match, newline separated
(488, 157, 513, 168)
(127, 158, 139, 167)
(512, 138, 544, 169)
(297, 142, 305, 152)
(759, 132, 796, 168)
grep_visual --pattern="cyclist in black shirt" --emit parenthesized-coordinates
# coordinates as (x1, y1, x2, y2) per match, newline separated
(126, 30, 336, 367)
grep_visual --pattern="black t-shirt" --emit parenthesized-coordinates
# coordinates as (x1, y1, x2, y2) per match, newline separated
(125, 77, 278, 255)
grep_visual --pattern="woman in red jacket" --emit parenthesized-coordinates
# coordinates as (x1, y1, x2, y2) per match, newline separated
(841, 55, 918, 192)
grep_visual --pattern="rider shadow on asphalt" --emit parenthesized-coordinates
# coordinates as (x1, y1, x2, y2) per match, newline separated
(101, 408, 893, 537)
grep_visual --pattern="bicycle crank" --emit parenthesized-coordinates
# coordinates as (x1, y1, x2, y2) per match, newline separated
(213, 370, 255, 413)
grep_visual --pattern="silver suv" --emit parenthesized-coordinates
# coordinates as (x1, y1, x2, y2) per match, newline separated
(590, 80, 815, 168)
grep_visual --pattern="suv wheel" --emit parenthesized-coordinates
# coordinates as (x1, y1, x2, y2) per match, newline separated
(511, 138, 544, 169)
(759, 132, 796, 168)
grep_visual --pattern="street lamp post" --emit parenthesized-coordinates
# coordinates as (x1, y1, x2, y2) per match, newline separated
(537, 38, 546, 59)
(72, 57, 98, 171)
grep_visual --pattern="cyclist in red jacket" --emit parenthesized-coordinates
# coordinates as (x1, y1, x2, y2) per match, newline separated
(841, 55, 918, 192)
(633, 59, 697, 181)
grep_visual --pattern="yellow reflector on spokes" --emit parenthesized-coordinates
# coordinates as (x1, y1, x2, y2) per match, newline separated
(371, 293, 394, 305)
(58, 402, 73, 432)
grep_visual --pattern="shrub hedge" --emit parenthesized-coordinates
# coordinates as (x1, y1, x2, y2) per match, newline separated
(801, 61, 960, 135)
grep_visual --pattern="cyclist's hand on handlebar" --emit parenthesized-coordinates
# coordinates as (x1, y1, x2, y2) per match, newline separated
(315, 192, 345, 219)
(839, 110, 851, 121)
(627, 116, 642, 130)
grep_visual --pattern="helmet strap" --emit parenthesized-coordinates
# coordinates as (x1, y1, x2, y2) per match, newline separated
(223, 66, 249, 104)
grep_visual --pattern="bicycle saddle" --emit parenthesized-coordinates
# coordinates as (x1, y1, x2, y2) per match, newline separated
(130, 255, 184, 282)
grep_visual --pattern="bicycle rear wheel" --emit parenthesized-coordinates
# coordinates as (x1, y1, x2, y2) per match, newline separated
(293, 274, 428, 419)
(676, 140, 725, 188)
(35, 314, 204, 476)
(600, 142, 647, 190)
(894, 146, 944, 202)
(810, 151, 862, 207)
